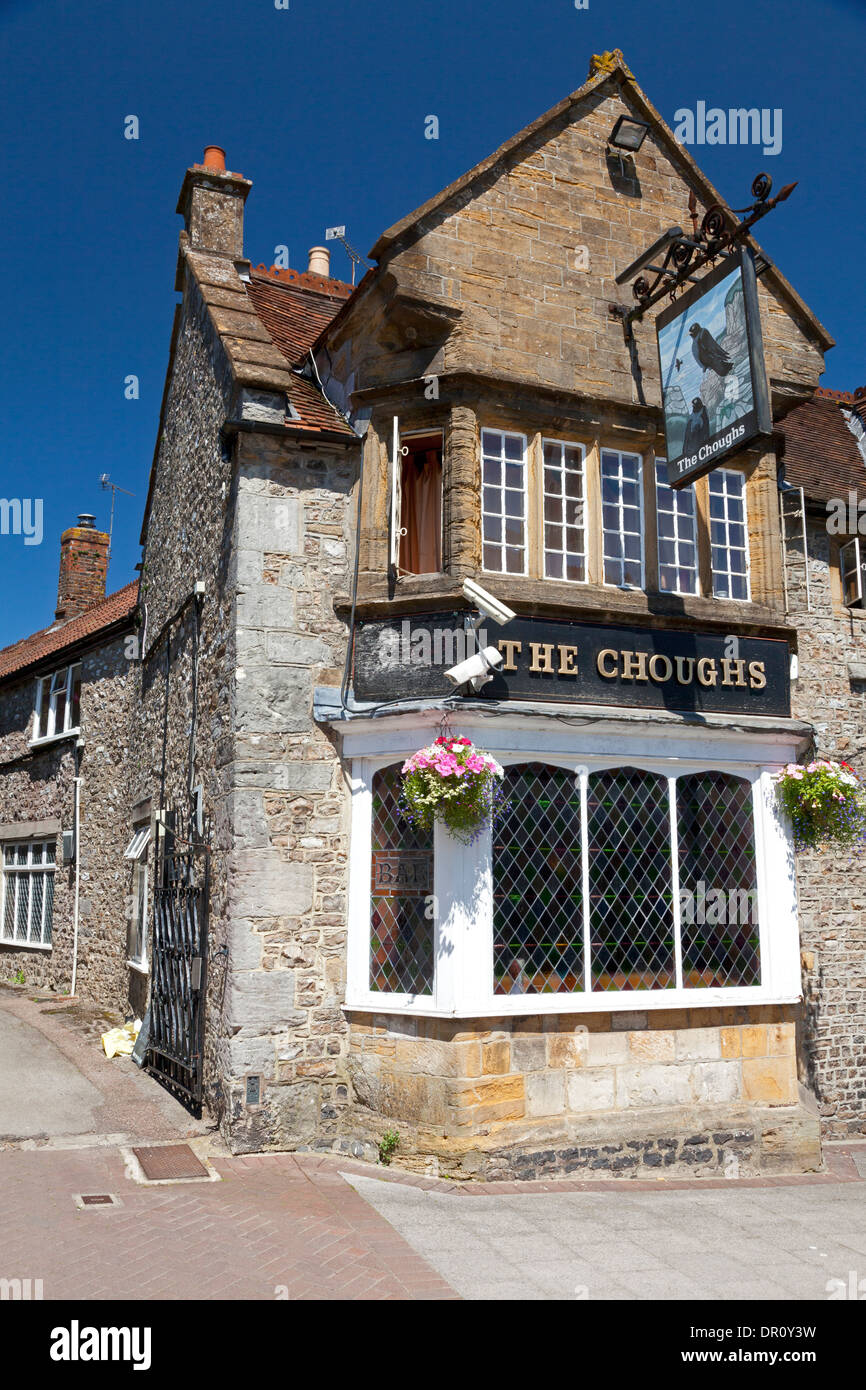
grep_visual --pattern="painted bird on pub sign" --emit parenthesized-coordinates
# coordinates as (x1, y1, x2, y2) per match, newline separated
(689, 322, 732, 377)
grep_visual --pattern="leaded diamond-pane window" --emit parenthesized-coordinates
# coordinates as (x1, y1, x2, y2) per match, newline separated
(588, 768, 675, 990)
(493, 763, 583, 994)
(677, 772, 760, 987)
(0, 839, 56, 947)
(369, 765, 434, 995)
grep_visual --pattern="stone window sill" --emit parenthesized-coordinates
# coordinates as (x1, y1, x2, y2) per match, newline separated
(0, 938, 52, 952)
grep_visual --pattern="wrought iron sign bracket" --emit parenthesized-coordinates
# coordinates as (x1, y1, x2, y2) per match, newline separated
(609, 173, 796, 332)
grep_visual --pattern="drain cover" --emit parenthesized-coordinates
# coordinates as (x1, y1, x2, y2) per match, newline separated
(132, 1143, 209, 1181)
(78, 1194, 117, 1207)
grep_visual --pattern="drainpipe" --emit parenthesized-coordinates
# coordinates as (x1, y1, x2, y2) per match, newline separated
(70, 764, 82, 997)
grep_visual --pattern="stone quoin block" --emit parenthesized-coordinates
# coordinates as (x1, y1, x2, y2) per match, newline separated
(225, 969, 297, 1036)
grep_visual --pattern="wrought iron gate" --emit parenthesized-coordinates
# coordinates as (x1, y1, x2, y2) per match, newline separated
(146, 808, 211, 1116)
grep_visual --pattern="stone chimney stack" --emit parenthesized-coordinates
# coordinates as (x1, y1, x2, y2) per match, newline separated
(176, 145, 252, 259)
(55, 514, 109, 622)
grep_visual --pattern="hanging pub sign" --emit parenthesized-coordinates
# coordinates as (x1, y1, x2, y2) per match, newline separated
(656, 247, 772, 489)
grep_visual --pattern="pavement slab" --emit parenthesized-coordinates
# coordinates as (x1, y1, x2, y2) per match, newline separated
(344, 1167, 866, 1301)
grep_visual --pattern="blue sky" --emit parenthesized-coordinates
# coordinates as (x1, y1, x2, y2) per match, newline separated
(0, 0, 861, 647)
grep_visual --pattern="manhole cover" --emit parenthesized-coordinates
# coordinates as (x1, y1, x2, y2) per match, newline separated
(78, 1194, 117, 1207)
(132, 1144, 209, 1181)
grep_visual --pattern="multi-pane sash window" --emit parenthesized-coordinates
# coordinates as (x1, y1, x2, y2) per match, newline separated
(655, 461, 699, 596)
(542, 440, 586, 582)
(601, 450, 644, 587)
(0, 841, 56, 947)
(709, 469, 750, 600)
(493, 764, 759, 995)
(34, 664, 81, 741)
(481, 429, 527, 575)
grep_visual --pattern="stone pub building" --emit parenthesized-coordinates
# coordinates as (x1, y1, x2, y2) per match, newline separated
(4, 51, 864, 1178)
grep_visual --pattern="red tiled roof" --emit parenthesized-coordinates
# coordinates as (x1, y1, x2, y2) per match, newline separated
(781, 392, 866, 503)
(244, 267, 357, 437)
(0, 580, 138, 685)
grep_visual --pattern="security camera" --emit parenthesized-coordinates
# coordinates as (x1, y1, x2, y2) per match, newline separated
(462, 578, 516, 627)
(445, 645, 503, 692)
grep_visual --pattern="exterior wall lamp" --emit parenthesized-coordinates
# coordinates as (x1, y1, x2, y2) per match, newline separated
(608, 115, 650, 152)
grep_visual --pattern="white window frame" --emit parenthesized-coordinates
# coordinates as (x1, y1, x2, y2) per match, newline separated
(0, 840, 56, 950)
(480, 428, 528, 577)
(654, 459, 699, 596)
(344, 717, 801, 1018)
(709, 468, 751, 601)
(600, 449, 645, 590)
(124, 825, 151, 972)
(541, 438, 587, 584)
(32, 663, 81, 744)
(840, 537, 864, 609)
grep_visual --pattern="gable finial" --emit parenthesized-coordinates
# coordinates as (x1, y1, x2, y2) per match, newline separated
(588, 49, 633, 79)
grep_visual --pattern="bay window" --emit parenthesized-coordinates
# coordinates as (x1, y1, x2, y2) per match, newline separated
(345, 722, 799, 1017)
(473, 424, 753, 599)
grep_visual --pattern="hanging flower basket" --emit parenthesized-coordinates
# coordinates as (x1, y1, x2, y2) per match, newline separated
(774, 759, 866, 852)
(399, 736, 508, 845)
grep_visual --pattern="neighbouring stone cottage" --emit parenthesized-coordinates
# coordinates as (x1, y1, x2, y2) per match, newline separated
(7, 50, 863, 1178)
(0, 516, 139, 1012)
(777, 387, 866, 1139)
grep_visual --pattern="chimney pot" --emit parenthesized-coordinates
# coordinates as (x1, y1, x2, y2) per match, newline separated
(307, 246, 330, 278)
(203, 145, 227, 171)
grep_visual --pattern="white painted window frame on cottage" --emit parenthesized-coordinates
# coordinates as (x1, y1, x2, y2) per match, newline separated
(343, 713, 802, 1019)
(124, 826, 152, 973)
(0, 839, 57, 950)
(31, 663, 82, 745)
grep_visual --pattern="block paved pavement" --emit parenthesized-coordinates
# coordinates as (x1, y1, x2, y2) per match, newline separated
(0, 1146, 458, 1300)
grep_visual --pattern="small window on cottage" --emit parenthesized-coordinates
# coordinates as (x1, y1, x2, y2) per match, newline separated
(398, 432, 443, 575)
(655, 460, 699, 595)
(0, 840, 56, 947)
(840, 538, 865, 609)
(481, 429, 528, 575)
(124, 826, 152, 971)
(709, 469, 750, 600)
(601, 450, 644, 588)
(33, 664, 81, 741)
